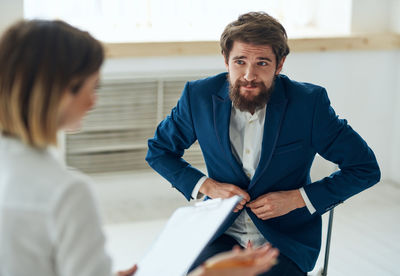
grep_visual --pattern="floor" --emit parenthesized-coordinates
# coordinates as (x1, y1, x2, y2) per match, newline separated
(92, 170, 400, 276)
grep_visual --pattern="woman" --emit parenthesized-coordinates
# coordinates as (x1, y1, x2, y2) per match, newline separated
(0, 20, 278, 276)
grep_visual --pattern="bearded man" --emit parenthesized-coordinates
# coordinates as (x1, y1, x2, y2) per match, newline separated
(146, 12, 380, 276)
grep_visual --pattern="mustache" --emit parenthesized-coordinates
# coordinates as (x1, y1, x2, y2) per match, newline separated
(236, 80, 263, 88)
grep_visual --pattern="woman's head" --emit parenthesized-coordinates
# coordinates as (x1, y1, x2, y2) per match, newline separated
(0, 19, 104, 148)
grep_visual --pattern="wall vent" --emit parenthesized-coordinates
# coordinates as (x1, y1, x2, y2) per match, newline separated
(65, 75, 208, 173)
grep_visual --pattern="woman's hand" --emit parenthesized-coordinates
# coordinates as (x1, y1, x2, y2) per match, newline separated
(116, 264, 137, 276)
(190, 243, 279, 276)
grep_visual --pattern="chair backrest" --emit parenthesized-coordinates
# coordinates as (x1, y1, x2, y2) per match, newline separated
(309, 154, 337, 276)
(321, 208, 334, 276)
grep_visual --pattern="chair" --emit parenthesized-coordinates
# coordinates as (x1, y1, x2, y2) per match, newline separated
(309, 208, 335, 276)
(321, 208, 334, 276)
(309, 156, 337, 276)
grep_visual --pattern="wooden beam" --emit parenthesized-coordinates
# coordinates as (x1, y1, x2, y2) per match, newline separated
(103, 33, 400, 58)
(289, 33, 400, 52)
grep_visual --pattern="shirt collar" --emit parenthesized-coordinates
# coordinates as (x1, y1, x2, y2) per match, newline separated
(232, 104, 266, 123)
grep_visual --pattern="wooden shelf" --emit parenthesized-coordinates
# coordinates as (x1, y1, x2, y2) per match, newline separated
(103, 33, 400, 58)
(67, 143, 148, 154)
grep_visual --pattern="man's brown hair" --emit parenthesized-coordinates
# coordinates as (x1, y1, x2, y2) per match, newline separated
(220, 12, 290, 65)
(0, 20, 104, 148)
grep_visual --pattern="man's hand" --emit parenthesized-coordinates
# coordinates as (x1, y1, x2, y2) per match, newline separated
(246, 190, 305, 220)
(199, 178, 250, 212)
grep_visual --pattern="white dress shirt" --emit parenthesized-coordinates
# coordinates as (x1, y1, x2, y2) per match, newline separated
(192, 105, 315, 248)
(0, 136, 112, 276)
(225, 106, 268, 247)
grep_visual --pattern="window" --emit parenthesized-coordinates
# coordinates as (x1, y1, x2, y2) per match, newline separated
(24, 0, 352, 43)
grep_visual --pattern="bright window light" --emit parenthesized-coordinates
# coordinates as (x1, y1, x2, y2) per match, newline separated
(24, 0, 352, 42)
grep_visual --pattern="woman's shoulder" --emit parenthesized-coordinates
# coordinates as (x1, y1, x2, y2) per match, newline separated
(0, 137, 94, 212)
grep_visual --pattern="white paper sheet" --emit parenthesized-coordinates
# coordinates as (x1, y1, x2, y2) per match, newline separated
(135, 195, 241, 276)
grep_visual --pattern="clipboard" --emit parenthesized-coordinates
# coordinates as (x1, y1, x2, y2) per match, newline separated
(135, 195, 242, 276)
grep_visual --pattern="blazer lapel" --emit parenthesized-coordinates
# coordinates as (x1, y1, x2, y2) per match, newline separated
(212, 80, 248, 183)
(249, 77, 288, 190)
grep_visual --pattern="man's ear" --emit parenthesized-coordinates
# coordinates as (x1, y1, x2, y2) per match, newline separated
(275, 56, 286, 75)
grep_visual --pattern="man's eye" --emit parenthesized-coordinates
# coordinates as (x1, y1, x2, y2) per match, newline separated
(258, 61, 268, 66)
(236, 60, 244, 65)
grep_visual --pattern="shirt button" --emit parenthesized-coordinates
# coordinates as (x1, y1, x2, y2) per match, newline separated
(245, 149, 250, 154)
(246, 173, 251, 178)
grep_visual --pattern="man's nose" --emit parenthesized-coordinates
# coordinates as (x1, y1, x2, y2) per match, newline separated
(244, 66, 256, 82)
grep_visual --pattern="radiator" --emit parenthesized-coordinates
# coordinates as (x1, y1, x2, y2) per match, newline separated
(65, 75, 207, 173)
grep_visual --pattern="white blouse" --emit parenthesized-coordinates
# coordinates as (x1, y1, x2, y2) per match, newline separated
(0, 136, 112, 276)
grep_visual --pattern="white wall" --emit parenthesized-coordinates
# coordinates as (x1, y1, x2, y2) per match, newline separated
(392, 51, 400, 181)
(102, 55, 225, 78)
(351, 0, 392, 33)
(284, 51, 398, 183)
(101, 0, 400, 184)
(0, 0, 399, 184)
(103, 49, 400, 184)
(351, 0, 400, 33)
(0, 0, 23, 35)
(390, 0, 400, 33)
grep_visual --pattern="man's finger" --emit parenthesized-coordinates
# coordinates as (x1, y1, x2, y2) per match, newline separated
(252, 209, 266, 218)
(235, 203, 244, 210)
(252, 208, 274, 219)
(250, 203, 272, 213)
(260, 215, 272, 220)
(247, 197, 267, 208)
(260, 211, 276, 220)
(230, 186, 250, 202)
(236, 192, 250, 202)
(247, 201, 262, 209)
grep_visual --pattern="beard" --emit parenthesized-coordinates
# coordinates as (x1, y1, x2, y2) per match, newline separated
(228, 75, 275, 113)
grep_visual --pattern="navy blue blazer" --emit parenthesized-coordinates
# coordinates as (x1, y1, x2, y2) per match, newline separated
(146, 73, 380, 272)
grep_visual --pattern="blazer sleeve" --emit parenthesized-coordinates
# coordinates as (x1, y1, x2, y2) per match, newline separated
(145, 82, 205, 200)
(304, 88, 381, 215)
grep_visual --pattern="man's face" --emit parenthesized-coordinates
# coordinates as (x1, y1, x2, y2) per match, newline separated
(225, 41, 285, 113)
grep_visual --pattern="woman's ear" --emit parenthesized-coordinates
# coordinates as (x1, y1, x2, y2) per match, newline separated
(57, 89, 74, 129)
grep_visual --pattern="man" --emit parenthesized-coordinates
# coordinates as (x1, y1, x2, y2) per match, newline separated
(146, 12, 380, 275)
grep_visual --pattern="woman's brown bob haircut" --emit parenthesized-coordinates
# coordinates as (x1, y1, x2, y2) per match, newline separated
(0, 20, 104, 148)
(220, 12, 290, 66)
